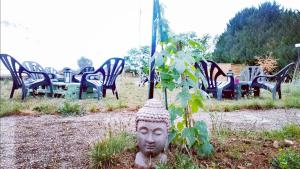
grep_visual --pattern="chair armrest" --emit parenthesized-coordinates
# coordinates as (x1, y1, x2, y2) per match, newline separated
(20, 69, 52, 82)
(81, 71, 102, 82)
(251, 74, 274, 86)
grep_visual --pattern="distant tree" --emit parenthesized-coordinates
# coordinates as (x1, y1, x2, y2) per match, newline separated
(213, 2, 300, 69)
(77, 56, 93, 70)
(124, 46, 150, 75)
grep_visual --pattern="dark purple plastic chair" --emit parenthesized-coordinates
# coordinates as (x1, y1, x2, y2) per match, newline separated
(195, 60, 234, 100)
(251, 62, 295, 100)
(0, 54, 53, 100)
(72, 66, 95, 83)
(79, 58, 125, 100)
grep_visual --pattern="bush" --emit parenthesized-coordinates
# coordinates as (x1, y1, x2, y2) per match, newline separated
(90, 132, 136, 168)
(57, 102, 84, 116)
(270, 149, 300, 169)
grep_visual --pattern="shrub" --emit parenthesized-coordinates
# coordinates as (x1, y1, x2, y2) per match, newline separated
(90, 132, 136, 168)
(255, 52, 278, 74)
(270, 149, 300, 169)
(57, 102, 84, 116)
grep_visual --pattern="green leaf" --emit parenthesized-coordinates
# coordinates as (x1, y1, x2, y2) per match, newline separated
(177, 121, 185, 131)
(182, 128, 196, 148)
(174, 58, 185, 74)
(155, 53, 164, 67)
(168, 129, 178, 144)
(196, 142, 214, 156)
(195, 121, 209, 139)
(176, 89, 191, 107)
(169, 105, 184, 124)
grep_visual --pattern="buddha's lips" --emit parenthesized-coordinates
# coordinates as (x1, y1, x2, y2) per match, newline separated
(145, 144, 156, 150)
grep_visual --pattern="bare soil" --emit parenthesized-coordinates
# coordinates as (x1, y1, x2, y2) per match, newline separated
(0, 108, 299, 168)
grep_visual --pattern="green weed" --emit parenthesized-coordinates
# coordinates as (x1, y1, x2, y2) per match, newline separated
(263, 124, 300, 140)
(156, 151, 200, 169)
(270, 148, 300, 169)
(33, 104, 58, 114)
(57, 102, 84, 116)
(0, 99, 24, 117)
(89, 132, 136, 168)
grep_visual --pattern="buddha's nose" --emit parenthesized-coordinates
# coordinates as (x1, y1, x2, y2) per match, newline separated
(146, 133, 155, 143)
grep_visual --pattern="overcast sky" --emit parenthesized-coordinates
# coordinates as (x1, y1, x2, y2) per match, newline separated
(1, 0, 299, 71)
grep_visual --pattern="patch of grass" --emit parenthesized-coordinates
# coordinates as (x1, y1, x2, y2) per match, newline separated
(89, 104, 100, 113)
(103, 100, 128, 111)
(270, 148, 300, 169)
(0, 99, 25, 117)
(156, 150, 200, 169)
(263, 124, 300, 140)
(57, 102, 85, 116)
(90, 132, 136, 168)
(32, 103, 58, 114)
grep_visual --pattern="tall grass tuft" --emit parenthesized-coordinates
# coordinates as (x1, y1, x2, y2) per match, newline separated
(57, 102, 85, 116)
(0, 99, 24, 117)
(263, 124, 300, 140)
(90, 132, 136, 168)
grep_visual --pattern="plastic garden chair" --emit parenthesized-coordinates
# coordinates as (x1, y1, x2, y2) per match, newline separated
(195, 60, 234, 100)
(250, 62, 295, 100)
(79, 58, 125, 100)
(0, 54, 53, 100)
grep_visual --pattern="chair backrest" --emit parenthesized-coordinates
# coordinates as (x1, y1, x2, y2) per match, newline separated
(274, 62, 295, 86)
(97, 58, 125, 88)
(23, 61, 46, 80)
(0, 54, 27, 89)
(80, 66, 94, 74)
(240, 66, 264, 82)
(45, 67, 58, 74)
(195, 60, 226, 89)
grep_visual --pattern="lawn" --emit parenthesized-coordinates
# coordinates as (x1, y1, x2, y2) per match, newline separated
(1, 75, 299, 117)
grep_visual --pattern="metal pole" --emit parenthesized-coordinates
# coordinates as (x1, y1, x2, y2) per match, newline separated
(148, 0, 159, 99)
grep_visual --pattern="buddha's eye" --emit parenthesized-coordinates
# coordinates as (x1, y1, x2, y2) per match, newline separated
(153, 129, 163, 135)
(139, 128, 148, 134)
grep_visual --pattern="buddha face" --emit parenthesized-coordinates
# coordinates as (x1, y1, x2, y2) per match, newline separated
(137, 121, 168, 157)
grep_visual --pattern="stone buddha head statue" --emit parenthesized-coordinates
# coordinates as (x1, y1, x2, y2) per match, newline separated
(135, 99, 169, 169)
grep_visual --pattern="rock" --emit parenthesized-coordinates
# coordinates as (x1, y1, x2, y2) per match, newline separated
(283, 139, 294, 147)
(238, 166, 246, 169)
(273, 141, 280, 148)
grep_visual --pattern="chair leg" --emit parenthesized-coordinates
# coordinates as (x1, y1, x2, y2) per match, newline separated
(278, 88, 282, 99)
(10, 88, 15, 99)
(217, 89, 222, 101)
(272, 89, 276, 100)
(254, 87, 260, 97)
(49, 85, 54, 97)
(115, 90, 119, 100)
(102, 89, 106, 98)
(79, 87, 83, 99)
(97, 86, 102, 100)
(21, 87, 28, 100)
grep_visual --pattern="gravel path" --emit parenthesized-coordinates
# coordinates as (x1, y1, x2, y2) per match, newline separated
(0, 109, 299, 168)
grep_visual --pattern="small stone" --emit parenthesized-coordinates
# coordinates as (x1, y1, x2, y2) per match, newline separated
(248, 151, 255, 155)
(273, 141, 280, 148)
(238, 166, 246, 169)
(283, 139, 294, 146)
